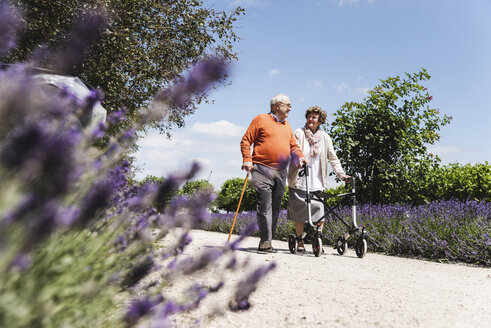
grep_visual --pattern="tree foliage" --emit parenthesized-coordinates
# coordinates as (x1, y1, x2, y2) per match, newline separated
(179, 179, 214, 196)
(327, 68, 452, 204)
(215, 177, 257, 213)
(3, 0, 244, 136)
(395, 162, 491, 204)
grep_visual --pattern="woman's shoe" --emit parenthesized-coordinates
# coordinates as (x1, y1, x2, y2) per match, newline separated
(297, 241, 306, 253)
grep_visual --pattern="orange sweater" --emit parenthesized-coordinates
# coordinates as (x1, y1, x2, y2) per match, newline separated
(241, 114, 304, 169)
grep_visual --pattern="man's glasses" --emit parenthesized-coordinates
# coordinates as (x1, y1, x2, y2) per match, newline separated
(279, 102, 291, 109)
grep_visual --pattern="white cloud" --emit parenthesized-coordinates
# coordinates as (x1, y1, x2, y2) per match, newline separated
(333, 0, 374, 7)
(334, 0, 375, 7)
(335, 80, 368, 97)
(427, 144, 462, 164)
(355, 87, 369, 95)
(191, 120, 244, 137)
(231, 0, 270, 9)
(268, 68, 280, 76)
(335, 82, 350, 93)
(337, 0, 359, 6)
(308, 79, 324, 89)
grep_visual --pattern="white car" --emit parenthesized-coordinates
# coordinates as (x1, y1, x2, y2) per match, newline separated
(1, 64, 107, 128)
(31, 72, 107, 128)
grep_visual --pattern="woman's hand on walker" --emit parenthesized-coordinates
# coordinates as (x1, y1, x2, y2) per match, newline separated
(298, 157, 309, 168)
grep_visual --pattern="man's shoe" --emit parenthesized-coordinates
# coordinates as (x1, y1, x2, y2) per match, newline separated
(258, 241, 277, 253)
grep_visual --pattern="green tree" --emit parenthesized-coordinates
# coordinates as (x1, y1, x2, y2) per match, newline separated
(327, 68, 451, 204)
(179, 179, 214, 196)
(3, 0, 244, 136)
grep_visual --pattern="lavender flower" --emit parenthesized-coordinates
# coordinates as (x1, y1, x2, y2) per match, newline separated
(107, 107, 128, 126)
(155, 57, 228, 107)
(228, 221, 259, 251)
(75, 178, 115, 228)
(125, 295, 163, 325)
(178, 248, 225, 275)
(229, 262, 276, 311)
(122, 255, 154, 288)
(51, 11, 107, 73)
(10, 253, 31, 271)
(0, 3, 21, 55)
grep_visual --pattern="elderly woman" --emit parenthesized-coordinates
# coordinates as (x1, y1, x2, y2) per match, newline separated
(287, 106, 350, 253)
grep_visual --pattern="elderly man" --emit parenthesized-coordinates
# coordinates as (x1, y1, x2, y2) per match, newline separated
(241, 94, 306, 253)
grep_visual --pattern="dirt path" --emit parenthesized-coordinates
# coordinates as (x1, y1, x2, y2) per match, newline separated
(162, 230, 491, 328)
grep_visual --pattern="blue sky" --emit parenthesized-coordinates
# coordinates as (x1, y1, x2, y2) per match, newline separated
(134, 0, 491, 190)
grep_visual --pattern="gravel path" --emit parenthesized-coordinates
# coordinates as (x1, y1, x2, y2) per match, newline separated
(163, 230, 491, 328)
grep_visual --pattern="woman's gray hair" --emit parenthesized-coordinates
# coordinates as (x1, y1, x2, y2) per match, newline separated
(270, 93, 290, 107)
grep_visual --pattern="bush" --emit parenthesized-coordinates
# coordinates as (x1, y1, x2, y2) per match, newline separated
(430, 162, 491, 202)
(380, 161, 491, 205)
(215, 177, 257, 212)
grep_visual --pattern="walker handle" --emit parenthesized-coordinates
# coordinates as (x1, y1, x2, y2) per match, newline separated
(300, 164, 315, 227)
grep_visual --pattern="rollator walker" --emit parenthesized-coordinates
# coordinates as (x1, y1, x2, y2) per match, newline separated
(288, 164, 368, 258)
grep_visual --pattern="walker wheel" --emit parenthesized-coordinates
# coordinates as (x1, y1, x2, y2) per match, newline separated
(336, 237, 348, 256)
(355, 237, 367, 258)
(288, 234, 297, 254)
(312, 237, 323, 257)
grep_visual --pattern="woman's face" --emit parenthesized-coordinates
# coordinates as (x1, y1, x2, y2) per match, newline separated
(306, 113, 321, 132)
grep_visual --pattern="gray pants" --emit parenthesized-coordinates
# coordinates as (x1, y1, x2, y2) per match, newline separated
(252, 164, 287, 243)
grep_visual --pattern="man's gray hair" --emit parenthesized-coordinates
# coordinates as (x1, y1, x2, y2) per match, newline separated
(270, 93, 290, 107)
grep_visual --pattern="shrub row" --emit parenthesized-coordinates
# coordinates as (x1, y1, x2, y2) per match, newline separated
(203, 200, 491, 266)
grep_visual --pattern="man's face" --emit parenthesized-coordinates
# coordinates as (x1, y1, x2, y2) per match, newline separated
(274, 100, 291, 121)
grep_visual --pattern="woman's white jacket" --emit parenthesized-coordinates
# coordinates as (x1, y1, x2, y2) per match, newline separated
(287, 128, 345, 190)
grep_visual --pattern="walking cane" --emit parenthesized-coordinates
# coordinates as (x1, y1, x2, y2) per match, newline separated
(227, 171, 250, 242)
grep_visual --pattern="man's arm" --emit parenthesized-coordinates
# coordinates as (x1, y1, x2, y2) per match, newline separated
(240, 116, 259, 172)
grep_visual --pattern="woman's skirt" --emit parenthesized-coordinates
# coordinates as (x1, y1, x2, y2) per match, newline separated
(287, 187, 324, 223)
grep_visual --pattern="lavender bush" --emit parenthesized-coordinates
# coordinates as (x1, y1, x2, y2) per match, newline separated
(0, 6, 273, 327)
(207, 201, 490, 266)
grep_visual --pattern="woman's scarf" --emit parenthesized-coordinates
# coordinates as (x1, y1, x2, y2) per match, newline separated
(304, 125, 321, 157)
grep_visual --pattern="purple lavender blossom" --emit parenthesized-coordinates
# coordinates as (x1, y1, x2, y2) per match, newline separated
(178, 248, 225, 275)
(106, 107, 127, 125)
(162, 300, 181, 316)
(229, 221, 259, 251)
(10, 252, 31, 271)
(175, 232, 192, 254)
(208, 281, 224, 293)
(122, 255, 154, 288)
(0, 3, 22, 55)
(92, 121, 107, 139)
(51, 11, 107, 73)
(75, 178, 115, 228)
(125, 295, 163, 325)
(229, 262, 276, 311)
(155, 57, 228, 107)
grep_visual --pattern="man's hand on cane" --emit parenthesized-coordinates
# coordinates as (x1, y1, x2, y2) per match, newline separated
(241, 162, 254, 172)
